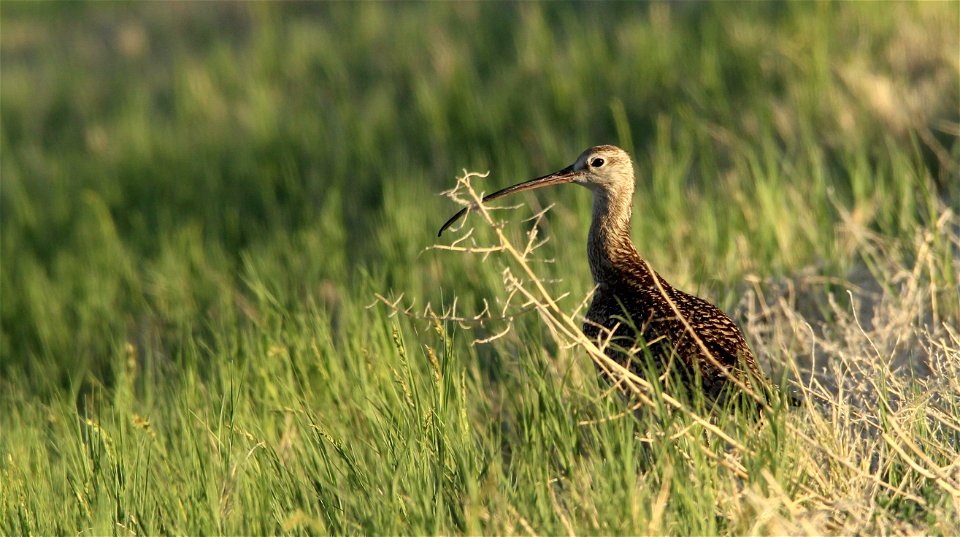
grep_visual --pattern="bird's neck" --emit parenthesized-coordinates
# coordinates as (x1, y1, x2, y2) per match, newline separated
(587, 186, 642, 285)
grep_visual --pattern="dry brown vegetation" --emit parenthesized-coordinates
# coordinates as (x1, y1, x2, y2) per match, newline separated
(390, 174, 960, 534)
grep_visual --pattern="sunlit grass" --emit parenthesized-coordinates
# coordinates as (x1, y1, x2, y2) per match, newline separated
(1, 2, 958, 534)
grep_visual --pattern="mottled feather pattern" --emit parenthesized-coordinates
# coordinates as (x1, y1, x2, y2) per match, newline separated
(583, 260, 763, 400)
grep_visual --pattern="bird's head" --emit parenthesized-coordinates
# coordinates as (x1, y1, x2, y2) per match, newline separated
(568, 145, 634, 194)
(438, 145, 635, 236)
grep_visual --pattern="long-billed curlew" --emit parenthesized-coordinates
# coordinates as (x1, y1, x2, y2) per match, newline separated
(439, 145, 788, 406)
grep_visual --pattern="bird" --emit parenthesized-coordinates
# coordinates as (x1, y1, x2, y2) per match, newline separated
(439, 145, 788, 408)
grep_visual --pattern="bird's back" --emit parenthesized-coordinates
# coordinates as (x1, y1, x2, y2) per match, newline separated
(583, 257, 765, 401)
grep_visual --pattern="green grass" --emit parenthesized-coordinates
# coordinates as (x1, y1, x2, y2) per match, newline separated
(2, 2, 959, 534)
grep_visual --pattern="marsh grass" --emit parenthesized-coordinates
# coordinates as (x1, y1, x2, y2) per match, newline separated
(384, 170, 960, 535)
(2, 2, 958, 535)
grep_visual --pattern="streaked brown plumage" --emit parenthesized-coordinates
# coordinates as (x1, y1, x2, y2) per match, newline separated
(439, 145, 775, 403)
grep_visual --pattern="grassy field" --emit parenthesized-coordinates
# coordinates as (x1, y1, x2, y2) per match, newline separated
(2, 2, 959, 534)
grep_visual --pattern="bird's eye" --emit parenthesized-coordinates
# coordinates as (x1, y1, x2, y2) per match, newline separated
(591, 158, 605, 168)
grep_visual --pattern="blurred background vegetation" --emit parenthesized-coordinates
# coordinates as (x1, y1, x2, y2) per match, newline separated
(3, 2, 956, 391)
(2, 2, 959, 534)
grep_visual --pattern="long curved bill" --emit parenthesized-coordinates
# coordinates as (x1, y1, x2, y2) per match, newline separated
(437, 165, 579, 236)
